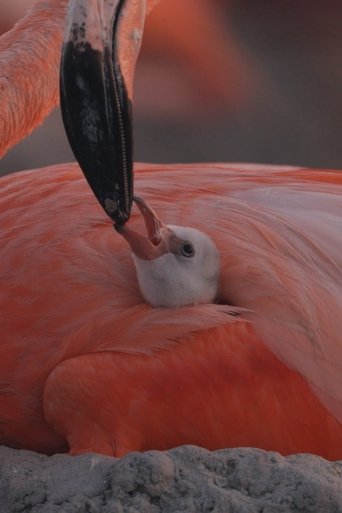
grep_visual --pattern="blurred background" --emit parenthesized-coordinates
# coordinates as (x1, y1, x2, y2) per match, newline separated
(1, 0, 342, 176)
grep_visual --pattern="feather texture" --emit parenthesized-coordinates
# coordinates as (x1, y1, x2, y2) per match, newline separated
(0, 162, 341, 457)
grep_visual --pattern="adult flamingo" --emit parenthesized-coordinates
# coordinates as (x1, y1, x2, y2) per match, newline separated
(0, 0, 248, 161)
(0, 0, 342, 460)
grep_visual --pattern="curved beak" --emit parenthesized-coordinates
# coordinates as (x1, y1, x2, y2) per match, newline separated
(115, 196, 177, 260)
(60, 0, 147, 225)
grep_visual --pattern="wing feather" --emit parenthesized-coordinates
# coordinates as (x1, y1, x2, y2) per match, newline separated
(58, 303, 247, 358)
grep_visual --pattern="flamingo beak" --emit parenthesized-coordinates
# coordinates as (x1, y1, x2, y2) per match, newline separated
(60, 0, 147, 225)
(115, 196, 176, 260)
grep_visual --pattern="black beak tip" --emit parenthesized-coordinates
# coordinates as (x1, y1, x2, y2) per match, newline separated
(60, 0, 134, 226)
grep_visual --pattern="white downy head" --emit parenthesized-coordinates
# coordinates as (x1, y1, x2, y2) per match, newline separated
(116, 197, 220, 308)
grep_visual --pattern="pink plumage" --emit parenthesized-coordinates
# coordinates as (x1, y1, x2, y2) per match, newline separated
(0, 163, 341, 458)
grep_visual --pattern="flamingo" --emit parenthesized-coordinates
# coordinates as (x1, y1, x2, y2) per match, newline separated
(0, 0, 342, 460)
(139, 0, 252, 118)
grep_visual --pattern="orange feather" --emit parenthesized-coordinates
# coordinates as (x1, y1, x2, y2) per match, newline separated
(0, 0, 67, 157)
(0, 163, 341, 459)
(1, 1, 341, 460)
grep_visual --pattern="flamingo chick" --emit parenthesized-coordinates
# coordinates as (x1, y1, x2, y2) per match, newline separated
(1, 0, 342, 462)
(116, 196, 220, 308)
(1, 163, 341, 460)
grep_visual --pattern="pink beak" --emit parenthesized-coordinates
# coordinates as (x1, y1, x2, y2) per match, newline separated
(115, 196, 176, 260)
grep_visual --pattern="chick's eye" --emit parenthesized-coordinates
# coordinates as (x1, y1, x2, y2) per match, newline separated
(179, 241, 195, 258)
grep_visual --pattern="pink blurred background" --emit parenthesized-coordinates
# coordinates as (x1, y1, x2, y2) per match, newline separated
(1, 0, 342, 176)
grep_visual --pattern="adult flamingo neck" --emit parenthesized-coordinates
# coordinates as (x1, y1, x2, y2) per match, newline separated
(0, 0, 68, 157)
(0, 0, 159, 159)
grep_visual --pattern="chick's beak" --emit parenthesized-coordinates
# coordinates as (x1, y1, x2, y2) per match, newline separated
(115, 196, 175, 260)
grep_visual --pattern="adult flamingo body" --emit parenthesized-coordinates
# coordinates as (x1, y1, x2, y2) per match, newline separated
(0, 0, 341, 459)
(1, 162, 341, 459)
